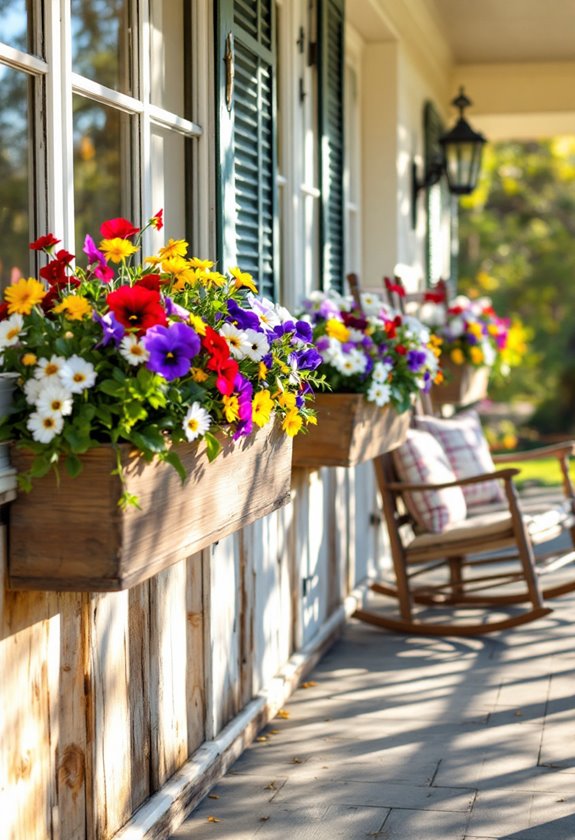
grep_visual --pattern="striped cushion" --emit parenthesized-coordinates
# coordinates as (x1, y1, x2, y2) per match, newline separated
(414, 411, 504, 507)
(392, 429, 467, 533)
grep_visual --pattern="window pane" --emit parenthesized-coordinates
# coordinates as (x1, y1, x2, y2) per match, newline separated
(149, 0, 186, 115)
(71, 0, 132, 94)
(0, 0, 33, 54)
(149, 125, 187, 246)
(0, 64, 34, 289)
(73, 96, 133, 251)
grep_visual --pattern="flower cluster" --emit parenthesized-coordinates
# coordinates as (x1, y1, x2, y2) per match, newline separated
(298, 289, 441, 413)
(419, 292, 525, 375)
(0, 213, 322, 505)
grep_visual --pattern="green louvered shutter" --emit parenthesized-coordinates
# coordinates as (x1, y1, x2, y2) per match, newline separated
(216, 0, 277, 300)
(318, 0, 345, 293)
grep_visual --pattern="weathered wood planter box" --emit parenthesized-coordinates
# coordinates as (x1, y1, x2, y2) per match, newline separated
(432, 360, 490, 409)
(292, 393, 410, 468)
(8, 421, 291, 592)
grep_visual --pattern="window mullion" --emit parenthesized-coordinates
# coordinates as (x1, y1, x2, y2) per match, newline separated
(45, 0, 74, 247)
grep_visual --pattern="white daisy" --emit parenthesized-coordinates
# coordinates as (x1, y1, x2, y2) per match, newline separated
(119, 334, 150, 366)
(332, 347, 367, 376)
(244, 328, 270, 362)
(246, 294, 282, 331)
(372, 361, 393, 383)
(183, 401, 211, 442)
(447, 316, 465, 338)
(34, 354, 67, 381)
(24, 377, 43, 405)
(27, 409, 64, 443)
(360, 292, 384, 317)
(0, 314, 25, 349)
(219, 322, 251, 359)
(59, 355, 96, 393)
(36, 381, 74, 416)
(367, 381, 391, 407)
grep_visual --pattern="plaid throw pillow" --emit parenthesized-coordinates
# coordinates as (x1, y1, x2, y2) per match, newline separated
(392, 429, 467, 533)
(414, 411, 504, 507)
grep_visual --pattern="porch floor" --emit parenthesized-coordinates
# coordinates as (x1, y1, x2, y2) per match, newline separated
(173, 588, 575, 839)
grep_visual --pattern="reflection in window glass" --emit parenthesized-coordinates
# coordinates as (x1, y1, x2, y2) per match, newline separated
(0, 65, 33, 290)
(0, 0, 32, 54)
(71, 0, 131, 93)
(149, 0, 186, 115)
(73, 96, 132, 252)
(149, 125, 188, 247)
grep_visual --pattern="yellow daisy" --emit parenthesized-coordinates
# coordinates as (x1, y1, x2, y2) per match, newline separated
(99, 238, 138, 263)
(252, 390, 274, 427)
(53, 294, 93, 321)
(5, 277, 45, 315)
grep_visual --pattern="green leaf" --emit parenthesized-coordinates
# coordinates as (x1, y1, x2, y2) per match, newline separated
(28, 454, 55, 479)
(124, 400, 148, 424)
(162, 450, 187, 482)
(204, 431, 222, 463)
(65, 453, 84, 478)
(63, 426, 92, 453)
(99, 379, 126, 398)
(128, 427, 166, 453)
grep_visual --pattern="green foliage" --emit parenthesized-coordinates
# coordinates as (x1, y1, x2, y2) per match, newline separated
(458, 139, 575, 433)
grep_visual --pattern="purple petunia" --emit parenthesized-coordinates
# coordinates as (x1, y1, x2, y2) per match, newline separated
(232, 374, 254, 439)
(143, 322, 201, 381)
(94, 311, 125, 347)
(290, 347, 323, 371)
(164, 296, 190, 321)
(84, 234, 114, 282)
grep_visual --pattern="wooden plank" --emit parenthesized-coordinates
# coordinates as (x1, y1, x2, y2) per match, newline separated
(292, 395, 410, 468)
(128, 582, 151, 811)
(9, 422, 292, 592)
(149, 562, 189, 789)
(208, 537, 241, 737)
(186, 551, 206, 756)
(88, 591, 133, 840)
(52, 592, 90, 840)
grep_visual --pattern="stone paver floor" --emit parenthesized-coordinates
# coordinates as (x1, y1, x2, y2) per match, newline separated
(173, 587, 575, 839)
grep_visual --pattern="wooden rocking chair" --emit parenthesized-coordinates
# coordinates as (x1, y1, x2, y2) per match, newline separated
(345, 272, 575, 635)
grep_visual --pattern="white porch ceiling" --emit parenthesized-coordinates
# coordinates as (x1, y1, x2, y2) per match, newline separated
(430, 0, 575, 64)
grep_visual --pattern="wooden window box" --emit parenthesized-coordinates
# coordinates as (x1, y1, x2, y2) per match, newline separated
(8, 421, 291, 592)
(432, 361, 490, 409)
(292, 393, 410, 468)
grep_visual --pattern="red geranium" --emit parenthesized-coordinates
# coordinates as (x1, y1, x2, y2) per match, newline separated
(29, 233, 61, 251)
(135, 274, 163, 292)
(100, 217, 140, 239)
(106, 285, 167, 335)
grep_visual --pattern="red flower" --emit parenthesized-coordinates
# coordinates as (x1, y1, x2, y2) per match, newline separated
(214, 357, 239, 396)
(29, 233, 61, 251)
(40, 259, 69, 285)
(106, 285, 167, 335)
(100, 217, 140, 239)
(202, 326, 230, 362)
(201, 327, 239, 395)
(384, 276, 405, 298)
(448, 305, 463, 315)
(424, 290, 446, 303)
(384, 315, 402, 339)
(151, 209, 164, 231)
(395, 344, 407, 355)
(136, 273, 163, 292)
(0, 303, 9, 321)
(41, 277, 80, 313)
(55, 248, 75, 265)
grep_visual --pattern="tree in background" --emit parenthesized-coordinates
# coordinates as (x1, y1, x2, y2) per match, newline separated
(458, 138, 575, 435)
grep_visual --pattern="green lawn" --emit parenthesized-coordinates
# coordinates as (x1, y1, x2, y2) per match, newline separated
(495, 455, 571, 489)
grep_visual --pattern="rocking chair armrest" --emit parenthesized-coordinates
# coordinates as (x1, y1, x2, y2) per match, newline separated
(493, 441, 575, 463)
(386, 467, 520, 493)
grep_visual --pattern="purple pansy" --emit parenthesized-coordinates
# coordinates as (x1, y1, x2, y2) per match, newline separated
(407, 349, 427, 372)
(143, 322, 200, 381)
(227, 299, 261, 331)
(164, 296, 190, 321)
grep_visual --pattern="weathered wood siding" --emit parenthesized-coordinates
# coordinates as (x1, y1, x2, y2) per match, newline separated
(0, 463, 387, 839)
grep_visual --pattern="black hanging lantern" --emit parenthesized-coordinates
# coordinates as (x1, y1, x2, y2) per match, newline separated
(439, 88, 486, 196)
(412, 87, 487, 226)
